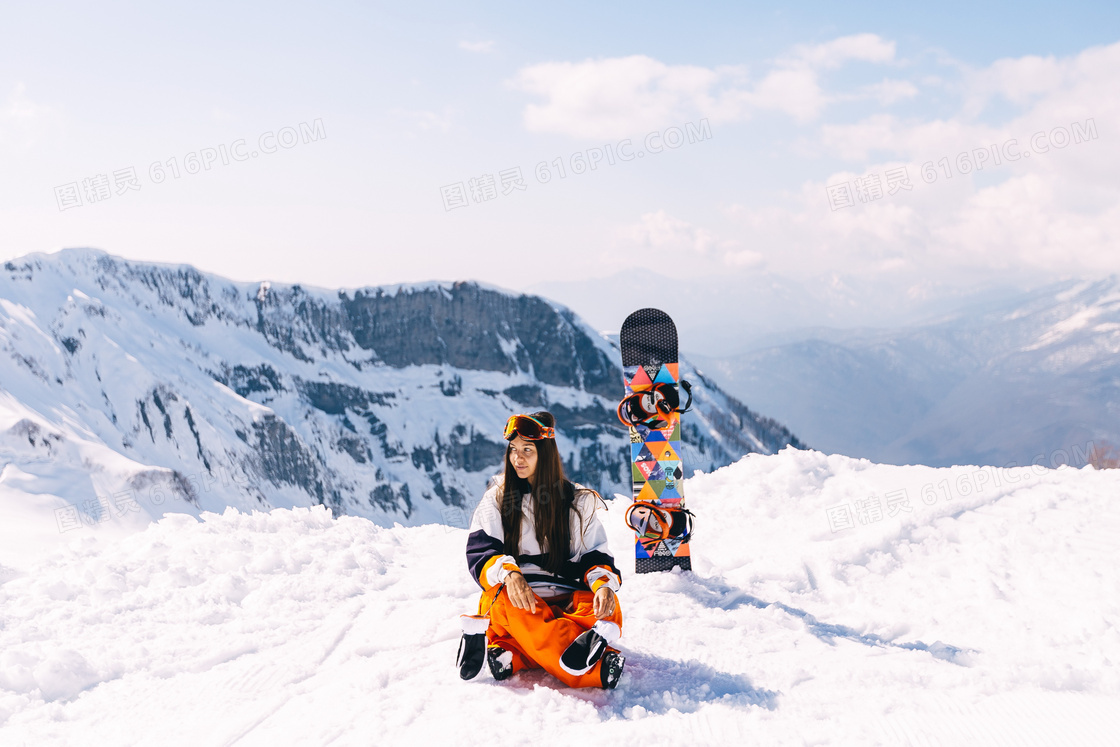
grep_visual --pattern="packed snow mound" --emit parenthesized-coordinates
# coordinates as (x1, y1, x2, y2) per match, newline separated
(1, 449, 1118, 745)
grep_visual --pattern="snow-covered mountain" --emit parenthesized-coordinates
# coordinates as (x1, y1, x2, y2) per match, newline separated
(0, 249, 801, 541)
(695, 277, 1120, 468)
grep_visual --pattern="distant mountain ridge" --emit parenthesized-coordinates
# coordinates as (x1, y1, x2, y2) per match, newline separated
(695, 277, 1120, 468)
(0, 249, 803, 529)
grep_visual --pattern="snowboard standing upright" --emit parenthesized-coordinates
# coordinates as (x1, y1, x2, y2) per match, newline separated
(619, 308, 692, 573)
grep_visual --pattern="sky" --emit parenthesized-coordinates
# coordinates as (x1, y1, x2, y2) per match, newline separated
(2, 1, 1119, 349)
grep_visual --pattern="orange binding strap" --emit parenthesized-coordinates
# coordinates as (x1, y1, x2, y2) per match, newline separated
(625, 501, 695, 542)
(625, 501, 672, 541)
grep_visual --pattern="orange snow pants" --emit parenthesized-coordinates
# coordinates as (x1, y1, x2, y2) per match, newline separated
(479, 587, 623, 688)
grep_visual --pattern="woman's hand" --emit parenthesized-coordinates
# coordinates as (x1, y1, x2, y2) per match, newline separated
(505, 572, 537, 613)
(593, 586, 617, 619)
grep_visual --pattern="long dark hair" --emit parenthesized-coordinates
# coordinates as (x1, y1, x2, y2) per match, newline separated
(499, 411, 583, 574)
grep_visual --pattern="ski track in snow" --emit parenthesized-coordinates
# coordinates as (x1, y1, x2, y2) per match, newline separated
(1, 448, 1118, 745)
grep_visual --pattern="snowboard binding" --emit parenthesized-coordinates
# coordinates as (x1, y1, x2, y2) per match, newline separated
(616, 380, 693, 429)
(624, 501, 695, 542)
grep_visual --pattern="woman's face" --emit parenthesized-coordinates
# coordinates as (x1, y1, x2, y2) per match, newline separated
(508, 435, 539, 484)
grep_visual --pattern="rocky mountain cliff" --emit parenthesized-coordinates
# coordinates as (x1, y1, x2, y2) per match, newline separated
(0, 249, 803, 528)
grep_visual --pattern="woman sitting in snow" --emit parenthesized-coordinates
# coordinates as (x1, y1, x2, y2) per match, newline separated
(455, 411, 625, 689)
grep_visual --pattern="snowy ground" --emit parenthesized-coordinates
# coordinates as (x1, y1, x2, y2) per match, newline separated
(1, 447, 1118, 745)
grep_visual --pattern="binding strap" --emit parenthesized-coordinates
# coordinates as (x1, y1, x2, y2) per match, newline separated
(625, 501, 695, 541)
(677, 380, 693, 413)
(616, 380, 694, 428)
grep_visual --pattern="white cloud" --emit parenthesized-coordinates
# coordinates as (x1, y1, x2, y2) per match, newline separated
(210, 107, 238, 123)
(508, 38, 1120, 291)
(458, 40, 495, 54)
(932, 174, 1120, 272)
(736, 34, 900, 122)
(786, 33, 897, 69)
(707, 42, 1120, 284)
(735, 107, 1115, 283)
(624, 210, 720, 253)
(509, 34, 900, 138)
(860, 79, 919, 105)
(745, 68, 825, 122)
(510, 55, 722, 139)
(724, 248, 767, 268)
(967, 54, 1065, 108)
(963, 41, 1120, 116)
(819, 114, 929, 160)
(616, 211, 760, 270)
(0, 83, 48, 150)
(390, 108, 453, 134)
(816, 40, 1116, 173)
(1, 83, 41, 122)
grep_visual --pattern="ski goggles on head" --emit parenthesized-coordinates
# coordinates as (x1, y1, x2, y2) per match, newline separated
(503, 414, 555, 441)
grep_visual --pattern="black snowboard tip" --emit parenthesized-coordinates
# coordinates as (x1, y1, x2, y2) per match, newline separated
(620, 308, 678, 368)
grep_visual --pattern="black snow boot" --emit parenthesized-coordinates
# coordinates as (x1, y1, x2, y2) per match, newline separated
(560, 629, 607, 676)
(456, 633, 486, 680)
(487, 645, 514, 681)
(600, 650, 625, 689)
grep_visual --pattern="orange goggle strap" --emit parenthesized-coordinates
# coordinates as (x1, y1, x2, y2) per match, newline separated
(503, 414, 556, 440)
